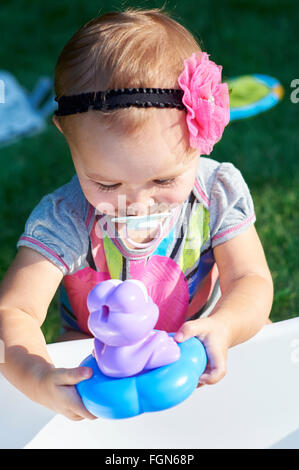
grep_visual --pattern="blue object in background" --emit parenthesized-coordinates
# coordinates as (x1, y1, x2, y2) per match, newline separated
(229, 74, 284, 121)
(0, 70, 57, 148)
(76, 333, 207, 419)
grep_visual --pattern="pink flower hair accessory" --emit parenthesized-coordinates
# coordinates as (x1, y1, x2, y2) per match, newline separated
(178, 52, 230, 155)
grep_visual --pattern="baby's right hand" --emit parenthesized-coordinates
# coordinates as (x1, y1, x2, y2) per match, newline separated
(37, 365, 97, 421)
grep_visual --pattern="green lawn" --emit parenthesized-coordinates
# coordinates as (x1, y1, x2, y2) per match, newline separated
(0, 0, 298, 343)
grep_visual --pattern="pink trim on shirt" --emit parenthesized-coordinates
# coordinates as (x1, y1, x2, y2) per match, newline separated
(194, 179, 210, 207)
(19, 236, 69, 272)
(212, 214, 256, 241)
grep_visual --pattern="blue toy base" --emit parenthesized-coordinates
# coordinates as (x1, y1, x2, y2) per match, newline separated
(76, 334, 207, 419)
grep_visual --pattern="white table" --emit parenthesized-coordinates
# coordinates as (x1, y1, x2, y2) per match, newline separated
(1, 318, 299, 449)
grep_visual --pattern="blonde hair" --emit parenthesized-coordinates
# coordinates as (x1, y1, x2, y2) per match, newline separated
(54, 7, 201, 146)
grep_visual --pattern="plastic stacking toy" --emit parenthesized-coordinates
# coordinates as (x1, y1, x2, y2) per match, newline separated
(76, 279, 207, 419)
(228, 74, 284, 121)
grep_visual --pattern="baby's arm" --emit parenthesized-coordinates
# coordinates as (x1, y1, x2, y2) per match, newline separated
(175, 225, 273, 385)
(0, 247, 95, 420)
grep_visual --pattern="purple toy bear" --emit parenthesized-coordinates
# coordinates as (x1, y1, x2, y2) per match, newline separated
(87, 279, 181, 378)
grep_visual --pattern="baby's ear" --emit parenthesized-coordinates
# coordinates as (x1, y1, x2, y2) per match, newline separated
(52, 115, 64, 134)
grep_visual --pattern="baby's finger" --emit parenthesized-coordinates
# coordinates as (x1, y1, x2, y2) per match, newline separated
(196, 382, 205, 389)
(53, 367, 93, 386)
(62, 406, 95, 421)
(62, 386, 98, 420)
(54, 382, 98, 420)
(199, 370, 223, 385)
(62, 410, 85, 421)
(198, 358, 226, 385)
(174, 320, 201, 342)
(199, 336, 227, 384)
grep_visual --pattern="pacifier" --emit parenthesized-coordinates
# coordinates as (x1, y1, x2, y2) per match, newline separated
(111, 210, 174, 248)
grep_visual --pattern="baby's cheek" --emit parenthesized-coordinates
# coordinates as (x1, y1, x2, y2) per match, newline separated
(163, 188, 191, 206)
(88, 192, 118, 215)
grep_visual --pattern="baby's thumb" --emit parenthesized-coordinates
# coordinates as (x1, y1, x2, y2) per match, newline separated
(174, 322, 195, 343)
(54, 367, 93, 386)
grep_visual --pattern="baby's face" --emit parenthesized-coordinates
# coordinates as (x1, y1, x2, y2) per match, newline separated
(55, 109, 200, 216)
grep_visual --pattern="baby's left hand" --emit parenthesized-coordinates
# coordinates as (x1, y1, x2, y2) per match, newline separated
(174, 316, 230, 387)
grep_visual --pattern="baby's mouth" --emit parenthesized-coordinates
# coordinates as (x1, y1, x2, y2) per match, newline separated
(121, 204, 174, 218)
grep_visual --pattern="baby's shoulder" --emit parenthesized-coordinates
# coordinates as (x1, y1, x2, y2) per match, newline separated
(193, 158, 255, 248)
(17, 175, 92, 275)
(49, 174, 86, 208)
(36, 174, 90, 222)
(194, 157, 248, 209)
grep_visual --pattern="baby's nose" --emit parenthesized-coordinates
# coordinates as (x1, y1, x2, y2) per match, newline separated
(126, 195, 155, 216)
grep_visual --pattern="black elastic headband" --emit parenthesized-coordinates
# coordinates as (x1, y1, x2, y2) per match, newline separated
(54, 88, 186, 116)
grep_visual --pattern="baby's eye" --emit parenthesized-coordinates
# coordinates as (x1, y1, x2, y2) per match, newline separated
(96, 182, 121, 192)
(154, 178, 176, 187)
